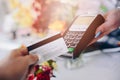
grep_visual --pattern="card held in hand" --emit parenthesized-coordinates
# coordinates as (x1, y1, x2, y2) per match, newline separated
(27, 33, 68, 63)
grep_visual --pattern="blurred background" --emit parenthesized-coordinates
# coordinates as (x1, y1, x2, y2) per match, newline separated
(0, 0, 120, 57)
(1, 0, 120, 80)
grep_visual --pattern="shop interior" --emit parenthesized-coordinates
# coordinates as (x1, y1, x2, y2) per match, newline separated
(0, 0, 120, 80)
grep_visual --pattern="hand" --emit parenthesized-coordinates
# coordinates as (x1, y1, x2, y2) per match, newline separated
(90, 9, 120, 44)
(0, 46, 38, 80)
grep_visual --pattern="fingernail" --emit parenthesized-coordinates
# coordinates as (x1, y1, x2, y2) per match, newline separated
(20, 45, 26, 49)
(19, 45, 28, 54)
(95, 31, 101, 38)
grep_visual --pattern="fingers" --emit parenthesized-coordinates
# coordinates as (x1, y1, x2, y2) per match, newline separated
(89, 28, 113, 46)
(24, 54, 39, 65)
(89, 22, 112, 46)
(85, 13, 110, 46)
(95, 21, 109, 34)
(11, 45, 29, 57)
(89, 32, 105, 46)
(19, 45, 29, 55)
(11, 45, 39, 66)
(95, 11, 110, 37)
(95, 20, 118, 38)
(11, 49, 21, 57)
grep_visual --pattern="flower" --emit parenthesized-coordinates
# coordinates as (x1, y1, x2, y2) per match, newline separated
(34, 65, 40, 71)
(28, 60, 57, 80)
(52, 62, 57, 70)
(28, 74, 34, 80)
(41, 61, 50, 67)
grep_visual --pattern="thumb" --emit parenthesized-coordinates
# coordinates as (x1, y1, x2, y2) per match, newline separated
(19, 46, 28, 56)
(25, 54, 39, 65)
(95, 12, 109, 35)
(95, 21, 111, 39)
(96, 22, 109, 34)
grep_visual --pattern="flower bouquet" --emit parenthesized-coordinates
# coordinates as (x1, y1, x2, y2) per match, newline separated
(27, 60, 57, 80)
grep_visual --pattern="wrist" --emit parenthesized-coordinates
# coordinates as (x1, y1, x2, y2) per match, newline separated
(0, 65, 10, 80)
(0, 66, 7, 80)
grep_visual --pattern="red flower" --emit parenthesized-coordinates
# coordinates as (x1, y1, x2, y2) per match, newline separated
(28, 74, 34, 80)
(36, 70, 50, 80)
(34, 65, 40, 71)
(37, 71, 50, 80)
(42, 66, 51, 71)
(27, 59, 57, 80)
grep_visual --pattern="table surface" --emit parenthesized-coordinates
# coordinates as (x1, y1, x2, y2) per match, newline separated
(51, 51, 120, 80)
(0, 41, 120, 80)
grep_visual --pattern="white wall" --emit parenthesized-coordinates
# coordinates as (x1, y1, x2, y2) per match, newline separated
(0, 0, 9, 28)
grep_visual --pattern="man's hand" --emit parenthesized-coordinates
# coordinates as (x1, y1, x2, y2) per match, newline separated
(0, 46, 38, 80)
